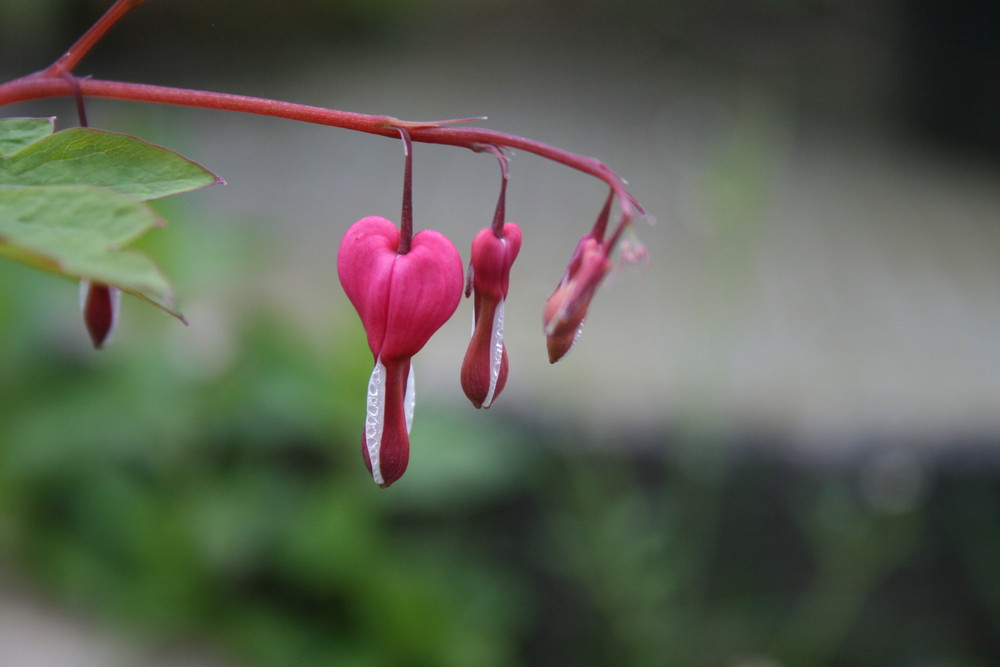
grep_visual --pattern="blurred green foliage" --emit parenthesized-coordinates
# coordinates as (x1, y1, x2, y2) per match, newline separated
(0, 209, 534, 666)
(0, 207, 997, 665)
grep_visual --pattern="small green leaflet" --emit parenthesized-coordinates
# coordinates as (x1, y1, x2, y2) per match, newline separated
(0, 117, 223, 320)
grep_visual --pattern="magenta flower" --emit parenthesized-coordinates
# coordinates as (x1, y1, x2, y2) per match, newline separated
(338, 215, 463, 487)
(80, 280, 121, 349)
(461, 222, 522, 408)
(542, 234, 611, 363)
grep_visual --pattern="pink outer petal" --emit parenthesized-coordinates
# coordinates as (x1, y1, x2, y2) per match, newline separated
(337, 216, 400, 358)
(543, 242, 611, 363)
(337, 217, 464, 362)
(470, 224, 522, 301)
(380, 229, 464, 361)
(461, 295, 508, 409)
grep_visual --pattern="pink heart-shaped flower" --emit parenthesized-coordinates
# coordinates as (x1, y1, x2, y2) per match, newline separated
(338, 216, 463, 362)
(337, 215, 463, 487)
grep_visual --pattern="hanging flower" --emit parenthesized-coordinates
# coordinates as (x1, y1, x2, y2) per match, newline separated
(542, 234, 611, 363)
(461, 222, 521, 408)
(338, 215, 463, 487)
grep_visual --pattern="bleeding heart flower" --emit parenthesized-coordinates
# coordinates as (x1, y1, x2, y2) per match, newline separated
(543, 234, 611, 363)
(338, 215, 463, 487)
(80, 280, 120, 349)
(461, 223, 521, 408)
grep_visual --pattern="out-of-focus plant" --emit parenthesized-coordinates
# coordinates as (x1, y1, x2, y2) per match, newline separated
(0, 229, 996, 665)
(533, 436, 1000, 667)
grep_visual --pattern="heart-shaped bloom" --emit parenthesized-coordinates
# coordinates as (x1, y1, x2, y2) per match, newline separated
(543, 235, 611, 363)
(461, 223, 521, 408)
(338, 216, 463, 487)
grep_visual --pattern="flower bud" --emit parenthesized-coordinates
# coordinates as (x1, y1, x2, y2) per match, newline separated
(461, 223, 521, 408)
(80, 280, 120, 349)
(543, 236, 610, 363)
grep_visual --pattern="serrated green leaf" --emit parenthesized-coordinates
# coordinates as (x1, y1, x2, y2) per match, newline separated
(0, 185, 176, 309)
(0, 117, 55, 158)
(0, 127, 222, 200)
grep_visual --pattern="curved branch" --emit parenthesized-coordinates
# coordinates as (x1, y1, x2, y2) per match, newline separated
(0, 74, 644, 221)
(40, 0, 148, 77)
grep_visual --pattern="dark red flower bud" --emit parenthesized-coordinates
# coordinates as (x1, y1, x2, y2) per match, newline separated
(80, 280, 120, 349)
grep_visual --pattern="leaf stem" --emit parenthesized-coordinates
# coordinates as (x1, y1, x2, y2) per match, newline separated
(63, 73, 89, 127)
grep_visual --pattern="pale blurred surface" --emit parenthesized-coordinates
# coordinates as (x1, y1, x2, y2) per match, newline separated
(0, 588, 231, 667)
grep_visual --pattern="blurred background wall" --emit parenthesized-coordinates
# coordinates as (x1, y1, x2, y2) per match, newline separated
(1, 0, 999, 665)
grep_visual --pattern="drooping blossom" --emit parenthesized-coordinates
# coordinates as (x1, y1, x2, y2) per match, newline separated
(461, 222, 521, 408)
(542, 234, 611, 363)
(338, 215, 463, 487)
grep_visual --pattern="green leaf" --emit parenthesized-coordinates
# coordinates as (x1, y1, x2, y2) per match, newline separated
(0, 117, 55, 158)
(0, 127, 222, 201)
(0, 185, 178, 315)
(0, 118, 225, 321)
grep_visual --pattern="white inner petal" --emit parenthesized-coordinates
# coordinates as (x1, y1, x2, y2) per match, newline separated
(365, 360, 386, 486)
(108, 286, 121, 337)
(79, 280, 91, 311)
(404, 363, 415, 434)
(483, 299, 505, 408)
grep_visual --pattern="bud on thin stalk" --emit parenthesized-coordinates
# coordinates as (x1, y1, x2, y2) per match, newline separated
(542, 191, 618, 363)
(462, 149, 521, 409)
